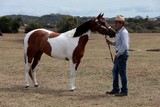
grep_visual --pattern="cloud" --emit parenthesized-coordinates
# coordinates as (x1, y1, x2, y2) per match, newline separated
(0, 0, 159, 17)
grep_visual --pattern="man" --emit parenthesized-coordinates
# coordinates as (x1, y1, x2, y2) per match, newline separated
(105, 15, 130, 96)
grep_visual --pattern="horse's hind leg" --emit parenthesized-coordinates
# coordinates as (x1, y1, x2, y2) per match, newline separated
(24, 57, 33, 88)
(24, 46, 37, 88)
(31, 50, 43, 87)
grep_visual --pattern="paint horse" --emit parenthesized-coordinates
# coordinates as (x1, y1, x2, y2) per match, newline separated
(24, 13, 116, 91)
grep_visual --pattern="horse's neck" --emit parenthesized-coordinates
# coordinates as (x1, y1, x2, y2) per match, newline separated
(73, 20, 92, 37)
(62, 28, 77, 38)
(62, 28, 91, 39)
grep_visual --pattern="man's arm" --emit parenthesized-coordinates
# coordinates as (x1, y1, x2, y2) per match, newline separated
(106, 39, 116, 46)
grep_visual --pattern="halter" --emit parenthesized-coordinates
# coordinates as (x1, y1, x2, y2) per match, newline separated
(95, 19, 110, 31)
(95, 19, 116, 34)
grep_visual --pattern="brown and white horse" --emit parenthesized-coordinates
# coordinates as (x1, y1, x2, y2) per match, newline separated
(24, 13, 115, 91)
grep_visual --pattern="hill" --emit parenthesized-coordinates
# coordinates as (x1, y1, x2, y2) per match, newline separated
(6, 14, 38, 24)
(4, 14, 160, 33)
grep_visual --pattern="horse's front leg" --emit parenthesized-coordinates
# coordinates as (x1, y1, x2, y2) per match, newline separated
(69, 60, 77, 91)
(25, 63, 31, 88)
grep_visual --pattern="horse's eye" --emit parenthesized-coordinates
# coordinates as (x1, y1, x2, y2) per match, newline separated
(100, 22, 105, 26)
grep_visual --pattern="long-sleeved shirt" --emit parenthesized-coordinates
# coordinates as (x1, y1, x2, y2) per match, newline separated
(111, 26, 130, 57)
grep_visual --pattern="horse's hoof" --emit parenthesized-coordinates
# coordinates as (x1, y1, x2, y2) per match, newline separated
(34, 85, 38, 87)
(25, 86, 29, 88)
(70, 87, 75, 91)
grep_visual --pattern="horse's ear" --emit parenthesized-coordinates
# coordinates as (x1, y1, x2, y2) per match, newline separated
(97, 13, 102, 18)
(97, 13, 104, 18)
(101, 13, 104, 18)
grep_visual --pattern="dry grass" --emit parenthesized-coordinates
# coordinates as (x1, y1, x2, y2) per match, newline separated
(0, 33, 160, 107)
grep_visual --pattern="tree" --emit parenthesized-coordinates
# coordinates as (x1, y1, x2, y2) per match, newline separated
(11, 18, 22, 33)
(25, 22, 42, 33)
(0, 17, 12, 33)
(57, 16, 77, 33)
(145, 15, 149, 21)
(0, 16, 21, 33)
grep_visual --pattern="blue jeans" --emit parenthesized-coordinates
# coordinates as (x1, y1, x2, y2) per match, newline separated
(112, 51, 129, 93)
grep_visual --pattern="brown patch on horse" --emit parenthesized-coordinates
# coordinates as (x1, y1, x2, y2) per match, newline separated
(31, 50, 43, 70)
(29, 69, 33, 81)
(72, 35, 89, 70)
(49, 32, 60, 38)
(27, 30, 59, 63)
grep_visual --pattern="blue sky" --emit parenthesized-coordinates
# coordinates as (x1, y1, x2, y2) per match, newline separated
(0, 0, 159, 18)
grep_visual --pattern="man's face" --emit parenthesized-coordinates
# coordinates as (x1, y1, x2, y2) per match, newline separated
(115, 21, 124, 31)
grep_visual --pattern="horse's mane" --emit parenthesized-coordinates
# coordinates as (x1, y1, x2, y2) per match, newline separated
(73, 20, 92, 37)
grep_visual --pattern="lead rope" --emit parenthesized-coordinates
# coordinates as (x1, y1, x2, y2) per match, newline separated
(105, 35, 114, 63)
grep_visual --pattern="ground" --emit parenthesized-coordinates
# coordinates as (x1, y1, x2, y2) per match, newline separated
(0, 33, 160, 107)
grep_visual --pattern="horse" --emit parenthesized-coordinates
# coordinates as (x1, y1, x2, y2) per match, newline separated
(24, 13, 116, 91)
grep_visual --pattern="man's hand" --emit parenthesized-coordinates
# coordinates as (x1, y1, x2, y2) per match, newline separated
(113, 55, 119, 63)
(106, 39, 112, 45)
(115, 55, 118, 59)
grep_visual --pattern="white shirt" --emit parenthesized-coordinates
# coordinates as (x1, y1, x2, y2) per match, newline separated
(111, 26, 130, 57)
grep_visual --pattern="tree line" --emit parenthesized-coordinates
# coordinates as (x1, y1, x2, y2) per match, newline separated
(0, 15, 160, 34)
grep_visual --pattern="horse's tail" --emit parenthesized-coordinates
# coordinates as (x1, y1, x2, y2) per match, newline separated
(24, 33, 29, 64)
(24, 37, 27, 64)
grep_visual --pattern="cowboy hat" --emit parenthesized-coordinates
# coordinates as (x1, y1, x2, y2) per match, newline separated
(115, 15, 128, 24)
(115, 15, 125, 22)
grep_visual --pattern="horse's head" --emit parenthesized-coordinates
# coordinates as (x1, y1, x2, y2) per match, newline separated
(91, 13, 116, 38)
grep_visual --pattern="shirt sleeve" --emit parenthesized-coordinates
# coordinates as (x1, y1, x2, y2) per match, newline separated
(116, 31, 129, 57)
(111, 41, 116, 46)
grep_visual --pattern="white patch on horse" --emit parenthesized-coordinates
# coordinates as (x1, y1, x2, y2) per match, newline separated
(64, 28, 77, 38)
(82, 30, 91, 37)
(47, 28, 79, 60)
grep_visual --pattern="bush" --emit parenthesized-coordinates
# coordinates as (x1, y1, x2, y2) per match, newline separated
(57, 16, 77, 33)
(0, 16, 21, 33)
(25, 22, 42, 33)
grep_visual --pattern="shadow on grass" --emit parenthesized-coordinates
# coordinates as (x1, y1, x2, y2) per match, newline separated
(146, 49, 160, 52)
(0, 85, 109, 100)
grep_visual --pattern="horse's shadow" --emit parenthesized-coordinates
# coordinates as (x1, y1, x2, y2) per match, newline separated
(0, 85, 109, 100)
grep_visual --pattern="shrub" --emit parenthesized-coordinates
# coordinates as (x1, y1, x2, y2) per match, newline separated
(0, 17, 21, 33)
(25, 22, 42, 33)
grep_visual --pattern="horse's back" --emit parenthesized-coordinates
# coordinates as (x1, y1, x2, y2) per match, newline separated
(24, 29, 51, 42)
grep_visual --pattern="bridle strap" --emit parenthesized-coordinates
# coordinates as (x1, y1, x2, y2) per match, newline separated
(95, 19, 108, 30)
(105, 35, 114, 63)
(95, 19, 116, 33)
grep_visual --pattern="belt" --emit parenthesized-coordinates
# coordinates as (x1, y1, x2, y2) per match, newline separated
(116, 50, 128, 53)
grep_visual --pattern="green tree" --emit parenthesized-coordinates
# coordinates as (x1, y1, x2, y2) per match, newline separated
(0, 16, 21, 33)
(11, 18, 21, 33)
(0, 17, 12, 33)
(25, 22, 42, 33)
(57, 16, 77, 32)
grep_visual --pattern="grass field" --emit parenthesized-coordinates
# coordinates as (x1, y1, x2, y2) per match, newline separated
(0, 33, 160, 107)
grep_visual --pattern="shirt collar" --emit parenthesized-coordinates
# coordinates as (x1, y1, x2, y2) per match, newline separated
(116, 26, 125, 34)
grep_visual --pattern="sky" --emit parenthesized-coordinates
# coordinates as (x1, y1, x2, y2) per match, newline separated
(0, 0, 160, 18)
